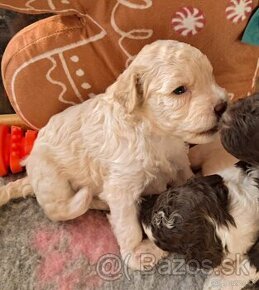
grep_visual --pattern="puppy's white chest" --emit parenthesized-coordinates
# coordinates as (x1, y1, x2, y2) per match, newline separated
(144, 136, 189, 193)
(152, 135, 187, 160)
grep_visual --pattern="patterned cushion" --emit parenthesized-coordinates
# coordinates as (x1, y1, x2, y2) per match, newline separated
(0, 0, 259, 129)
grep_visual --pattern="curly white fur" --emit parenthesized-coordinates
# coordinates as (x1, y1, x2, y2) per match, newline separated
(0, 40, 227, 269)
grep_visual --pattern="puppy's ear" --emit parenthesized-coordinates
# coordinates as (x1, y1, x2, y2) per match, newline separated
(195, 174, 223, 187)
(111, 68, 144, 113)
(197, 175, 229, 203)
(192, 175, 228, 203)
(185, 220, 224, 269)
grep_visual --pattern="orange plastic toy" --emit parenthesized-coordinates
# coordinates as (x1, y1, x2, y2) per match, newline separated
(0, 125, 37, 176)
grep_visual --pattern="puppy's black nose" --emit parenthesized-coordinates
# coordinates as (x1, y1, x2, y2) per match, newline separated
(214, 101, 227, 120)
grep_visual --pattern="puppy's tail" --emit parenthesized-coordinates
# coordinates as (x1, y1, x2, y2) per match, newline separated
(0, 176, 34, 206)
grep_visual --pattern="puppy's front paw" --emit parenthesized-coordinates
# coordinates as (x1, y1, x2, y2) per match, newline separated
(123, 239, 168, 271)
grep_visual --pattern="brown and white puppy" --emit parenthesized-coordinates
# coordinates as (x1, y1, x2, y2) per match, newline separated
(0, 40, 227, 269)
(140, 93, 259, 288)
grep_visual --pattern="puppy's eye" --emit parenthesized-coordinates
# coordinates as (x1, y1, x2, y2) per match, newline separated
(173, 86, 187, 95)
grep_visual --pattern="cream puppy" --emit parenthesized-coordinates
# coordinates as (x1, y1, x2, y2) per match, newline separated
(0, 40, 227, 269)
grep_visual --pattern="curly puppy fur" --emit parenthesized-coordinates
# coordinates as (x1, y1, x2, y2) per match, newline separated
(140, 93, 259, 287)
(0, 40, 227, 269)
(221, 93, 259, 165)
(140, 175, 235, 268)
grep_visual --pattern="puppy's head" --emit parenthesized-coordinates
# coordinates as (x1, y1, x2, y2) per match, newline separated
(110, 40, 228, 144)
(220, 93, 259, 165)
(140, 175, 235, 268)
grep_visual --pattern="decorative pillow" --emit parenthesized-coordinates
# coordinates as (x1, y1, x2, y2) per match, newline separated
(1, 0, 259, 129)
(0, 9, 51, 114)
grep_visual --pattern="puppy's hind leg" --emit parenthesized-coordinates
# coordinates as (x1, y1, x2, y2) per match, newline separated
(29, 163, 93, 221)
(38, 183, 93, 222)
(38, 184, 93, 222)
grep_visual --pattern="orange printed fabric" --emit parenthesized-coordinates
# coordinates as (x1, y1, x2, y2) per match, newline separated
(0, 0, 259, 129)
(0, 0, 87, 15)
